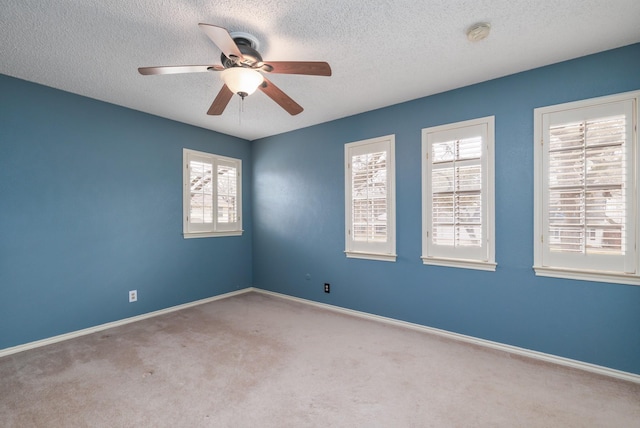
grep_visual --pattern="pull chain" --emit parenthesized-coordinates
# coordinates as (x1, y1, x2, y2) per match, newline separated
(238, 93, 247, 126)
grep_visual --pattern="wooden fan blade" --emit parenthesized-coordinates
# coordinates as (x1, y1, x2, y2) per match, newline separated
(259, 77, 303, 115)
(138, 65, 224, 75)
(207, 85, 234, 115)
(262, 61, 331, 76)
(198, 23, 243, 61)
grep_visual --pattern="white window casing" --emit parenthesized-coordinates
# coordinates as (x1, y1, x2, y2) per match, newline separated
(345, 135, 396, 262)
(534, 91, 639, 285)
(421, 116, 496, 271)
(183, 148, 242, 238)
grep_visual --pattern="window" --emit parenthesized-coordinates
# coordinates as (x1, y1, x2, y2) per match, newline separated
(534, 91, 639, 285)
(422, 117, 496, 271)
(183, 148, 242, 238)
(345, 135, 396, 261)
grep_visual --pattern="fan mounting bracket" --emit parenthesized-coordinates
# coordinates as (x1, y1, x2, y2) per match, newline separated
(229, 31, 260, 50)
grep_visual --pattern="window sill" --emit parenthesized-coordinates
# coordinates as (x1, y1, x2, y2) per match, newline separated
(184, 230, 243, 239)
(533, 266, 639, 286)
(345, 251, 396, 262)
(421, 256, 497, 271)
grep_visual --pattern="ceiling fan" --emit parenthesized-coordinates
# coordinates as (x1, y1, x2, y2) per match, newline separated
(138, 23, 332, 116)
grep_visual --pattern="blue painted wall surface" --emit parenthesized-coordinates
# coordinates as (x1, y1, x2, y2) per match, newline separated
(252, 43, 640, 374)
(0, 75, 252, 349)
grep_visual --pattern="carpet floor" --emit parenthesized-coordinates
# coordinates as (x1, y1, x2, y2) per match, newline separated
(1, 292, 639, 427)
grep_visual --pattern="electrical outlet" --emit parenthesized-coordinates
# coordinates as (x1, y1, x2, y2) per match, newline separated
(129, 290, 137, 302)
(324, 283, 330, 293)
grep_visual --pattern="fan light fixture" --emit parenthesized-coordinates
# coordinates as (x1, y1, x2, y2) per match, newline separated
(221, 67, 264, 98)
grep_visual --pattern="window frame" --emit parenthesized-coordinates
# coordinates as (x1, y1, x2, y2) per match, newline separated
(533, 91, 640, 285)
(344, 135, 396, 262)
(183, 148, 243, 239)
(421, 116, 496, 271)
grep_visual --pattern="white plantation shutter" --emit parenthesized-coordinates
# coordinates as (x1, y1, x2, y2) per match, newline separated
(216, 160, 240, 231)
(422, 117, 495, 270)
(431, 137, 483, 248)
(352, 150, 387, 243)
(345, 135, 396, 261)
(534, 92, 639, 284)
(189, 159, 214, 224)
(183, 149, 242, 237)
(187, 154, 214, 232)
(547, 115, 626, 255)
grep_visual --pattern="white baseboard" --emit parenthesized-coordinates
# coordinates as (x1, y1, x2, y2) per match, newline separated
(0, 288, 252, 359)
(3, 286, 638, 384)
(251, 288, 640, 384)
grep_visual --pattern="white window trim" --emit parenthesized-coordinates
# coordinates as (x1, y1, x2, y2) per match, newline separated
(345, 135, 397, 262)
(533, 91, 640, 286)
(421, 116, 496, 271)
(421, 256, 497, 272)
(183, 148, 243, 239)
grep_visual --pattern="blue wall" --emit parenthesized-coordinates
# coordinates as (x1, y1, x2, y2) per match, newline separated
(0, 75, 253, 349)
(252, 43, 640, 374)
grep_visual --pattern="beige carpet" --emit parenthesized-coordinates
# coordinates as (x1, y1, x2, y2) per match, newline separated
(1, 292, 639, 427)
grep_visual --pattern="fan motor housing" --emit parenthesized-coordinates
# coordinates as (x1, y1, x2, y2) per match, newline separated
(222, 37, 263, 68)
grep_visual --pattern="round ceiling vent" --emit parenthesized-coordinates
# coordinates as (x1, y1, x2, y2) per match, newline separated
(466, 22, 491, 42)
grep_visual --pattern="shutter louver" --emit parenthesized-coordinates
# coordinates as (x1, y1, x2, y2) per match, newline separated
(217, 164, 237, 224)
(351, 151, 387, 243)
(189, 160, 214, 224)
(548, 115, 626, 255)
(431, 137, 482, 248)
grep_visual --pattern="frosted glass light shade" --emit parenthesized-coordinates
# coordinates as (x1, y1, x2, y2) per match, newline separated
(221, 67, 264, 97)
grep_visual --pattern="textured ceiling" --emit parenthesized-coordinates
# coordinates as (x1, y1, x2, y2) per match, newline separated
(2, 0, 640, 141)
